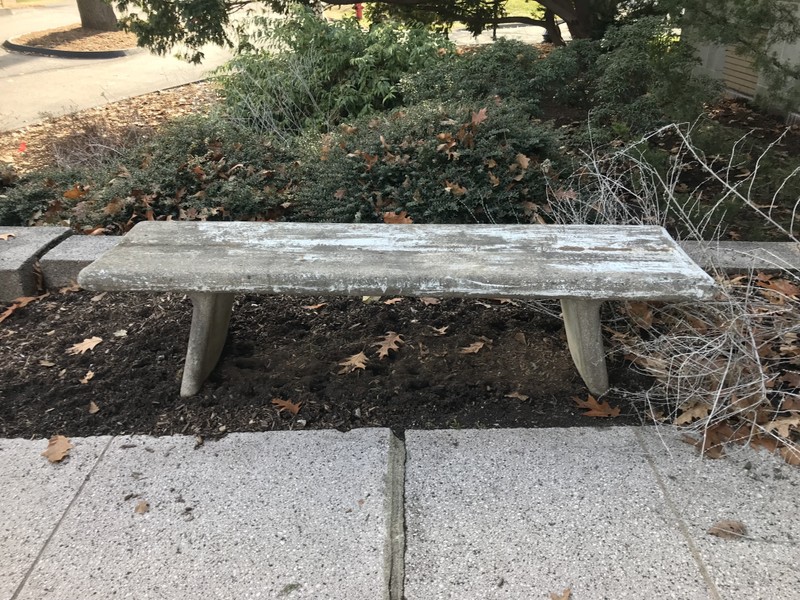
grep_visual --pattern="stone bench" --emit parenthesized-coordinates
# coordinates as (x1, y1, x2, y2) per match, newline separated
(77, 222, 716, 398)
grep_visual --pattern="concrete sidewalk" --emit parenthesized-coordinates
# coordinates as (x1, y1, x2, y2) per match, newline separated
(2, 427, 798, 600)
(0, 1, 232, 132)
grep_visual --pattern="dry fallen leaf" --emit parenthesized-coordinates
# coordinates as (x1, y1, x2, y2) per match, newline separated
(459, 341, 485, 354)
(66, 336, 102, 355)
(681, 433, 725, 459)
(0, 294, 46, 325)
(383, 298, 403, 305)
(80, 370, 95, 384)
(373, 332, 404, 359)
(430, 325, 449, 336)
(272, 398, 302, 415)
(88, 401, 100, 414)
(780, 444, 800, 466)
(383, 210, 413, 224)
(708, 520, 747, 539)
(39, 360, 56, 367)
(134, 500, 150, 514)
(550, 588, 571, 600)
(420, 297, 441, 306)
(471, 107, 488, 126)
(113, 329, 128, 337)
(362, 296, 381, 303)
(41, 435, 74, 463)
(675, 401, 710, 425)
(90, 292, 107, 303)
(573, 395, 620, 417)
(339, 351, 369, 374)
(0, 233, 16, 241)
(505, 391, 530, 402)
(301, 302, 327, 310)
(764, 416, 800, 438)
(59, 282, 81, 294)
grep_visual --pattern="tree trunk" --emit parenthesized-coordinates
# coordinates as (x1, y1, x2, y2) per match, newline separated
(76, 0, 117, 31)
(544, 9, 565, 46)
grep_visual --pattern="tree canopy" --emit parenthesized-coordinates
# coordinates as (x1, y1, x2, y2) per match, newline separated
(115, 0, 799, 102)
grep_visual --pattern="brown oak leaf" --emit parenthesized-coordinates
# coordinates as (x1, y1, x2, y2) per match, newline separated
(272, 398, 302, 415)
(0, 233, 15, 241)
(339, 351, 369, 374)
(460, 341, 485, 354)
(373, 332, 404, 359)
(383, 210, 413, 224)
(42, 435, 74, 463)
(471, 107, 488, 127)
(573, 395, 620, 417)
(66, 336, 102, 355)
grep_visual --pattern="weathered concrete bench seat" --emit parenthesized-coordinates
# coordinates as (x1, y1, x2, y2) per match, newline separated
(78, 222, 716, 397)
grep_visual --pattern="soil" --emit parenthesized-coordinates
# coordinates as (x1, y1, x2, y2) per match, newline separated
(0, 290, 647, 439)
(0, 58, 794, 441)
(11, 23, 138, 52)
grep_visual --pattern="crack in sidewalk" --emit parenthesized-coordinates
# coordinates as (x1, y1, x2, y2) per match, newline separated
(385, 430, 407, 600)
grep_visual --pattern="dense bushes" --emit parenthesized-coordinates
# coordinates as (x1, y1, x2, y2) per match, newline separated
(531, 17, 720, 133)
(291, 100, 559, 224)
(216, 9, 451, 140)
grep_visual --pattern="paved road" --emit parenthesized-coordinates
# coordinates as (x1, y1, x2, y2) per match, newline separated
(0, 2, 232, 131)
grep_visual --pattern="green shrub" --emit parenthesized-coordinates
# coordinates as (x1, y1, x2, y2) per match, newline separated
(402, 38, 542, 112)
(217, 9, 452, 140)
(0, 115, 295, 230)
(531, 17, 720, 133)
(290, 100, 560, 224)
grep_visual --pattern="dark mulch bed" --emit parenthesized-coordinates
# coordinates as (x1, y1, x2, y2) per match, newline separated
(0, 290, 647, 439)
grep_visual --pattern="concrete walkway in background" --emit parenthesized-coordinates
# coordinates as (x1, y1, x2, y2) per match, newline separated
(2, 426, 798, 600)
(0, 1, 232, 132)
(0, 1, 559, 133)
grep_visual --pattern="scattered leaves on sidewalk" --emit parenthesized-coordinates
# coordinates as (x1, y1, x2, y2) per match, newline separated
(373, 332, 404, 359)
(134, 500, 150, 514)
(573, 395, 620, 417)
(66, 336, 102, 355)
(550, 588, 571, 600)
(339, 351, 368, 374)
(708, 520, 747, 540)
(272, 398, 302, 415)
(41, 435, 74, 463)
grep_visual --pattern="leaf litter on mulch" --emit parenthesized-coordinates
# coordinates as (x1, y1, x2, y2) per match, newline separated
(0, 290, 648, 439)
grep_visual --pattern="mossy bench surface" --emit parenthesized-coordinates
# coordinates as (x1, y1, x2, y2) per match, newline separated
(78, 222, 715, 398)
(78, 222, 715, 300)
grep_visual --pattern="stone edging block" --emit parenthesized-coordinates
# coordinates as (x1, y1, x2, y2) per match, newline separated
(0, 226, 71, 302)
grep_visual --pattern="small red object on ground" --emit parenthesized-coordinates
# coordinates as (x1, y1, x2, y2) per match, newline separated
(355, 3, 363, 19)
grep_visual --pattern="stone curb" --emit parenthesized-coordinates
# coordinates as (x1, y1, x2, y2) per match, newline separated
(2, 37, 143, 60)
(0, 228, 798, 303)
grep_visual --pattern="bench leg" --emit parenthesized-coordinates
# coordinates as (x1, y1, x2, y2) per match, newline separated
(180, 292, 235, 397)
(560, 299, 609, 396)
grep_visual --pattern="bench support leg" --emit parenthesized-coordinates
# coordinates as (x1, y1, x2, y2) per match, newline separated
(560, 298, 609, 396)
(180, 292, 235, 397)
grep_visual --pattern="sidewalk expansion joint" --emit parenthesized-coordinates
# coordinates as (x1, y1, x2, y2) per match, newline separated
(385, 431, 407, 600)
(10, 436, 115, 600)
(634, 429, 723, 600)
